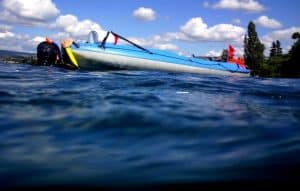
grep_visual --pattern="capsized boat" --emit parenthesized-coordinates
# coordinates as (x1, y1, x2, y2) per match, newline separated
(67, 31, 250, 76)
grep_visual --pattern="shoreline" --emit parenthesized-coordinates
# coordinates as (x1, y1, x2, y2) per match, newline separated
(0, 55, 37, 65)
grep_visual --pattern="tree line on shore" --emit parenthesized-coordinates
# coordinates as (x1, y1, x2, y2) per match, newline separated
(244, 21, 300, 78)
(0, 55, 36, 65)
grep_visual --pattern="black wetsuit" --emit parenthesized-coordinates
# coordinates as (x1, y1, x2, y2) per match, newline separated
(37, 41, 77, 70)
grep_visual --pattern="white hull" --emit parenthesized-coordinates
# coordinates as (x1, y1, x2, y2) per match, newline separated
(72, 49, 249, 76)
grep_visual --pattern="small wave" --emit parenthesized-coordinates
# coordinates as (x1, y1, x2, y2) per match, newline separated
(104, 94, 162, 108)
(0, 90, 14, 97)
(135, 79, 166, 87)
(0, 74, 20, 79)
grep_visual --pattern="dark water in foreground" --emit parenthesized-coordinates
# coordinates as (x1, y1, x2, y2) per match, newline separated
(0, 62, 300, 189)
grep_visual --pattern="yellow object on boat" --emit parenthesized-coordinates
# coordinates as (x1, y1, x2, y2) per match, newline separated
(65, 47, 79, 68)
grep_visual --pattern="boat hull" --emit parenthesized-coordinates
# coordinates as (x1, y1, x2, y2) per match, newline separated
(70, 43, 250, 76)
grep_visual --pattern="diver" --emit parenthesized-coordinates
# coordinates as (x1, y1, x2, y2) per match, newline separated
(36, 37, 78, 70)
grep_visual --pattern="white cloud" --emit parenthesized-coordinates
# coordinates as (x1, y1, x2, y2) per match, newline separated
(0, 31, 14, 38)
(181, 17, 208, 38)
(264, 27, 300, 41)
(1, 34, 68, 53)
(32, 36, 46, 43)
(127, 36, 179, 52)
(0, 2, 107, 52)
(133, 7, 156, 21)
(254, 15, 282, 29)
(153, 43, 179, 52)
(282, 45, 292, 54)
(261, 27, 300, 54)
(0, 24, 14, 40)
(210, 0, 265, 12)
(53, 14, 106, 39)
(232, 46, 244, 56)
(180, 17, 245, 42)
(126, 17, 246, 54)
(0, 31, 31, 52)
(0, 0, 60, 26)
(206, 50, 222, 57)
(0, 25, 67, 52)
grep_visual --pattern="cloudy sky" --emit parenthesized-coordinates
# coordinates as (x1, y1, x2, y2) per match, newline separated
(0, 0, 299, 56)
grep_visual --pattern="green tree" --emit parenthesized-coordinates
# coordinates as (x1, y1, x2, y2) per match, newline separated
(244, 21, 265, 76)
(270, 40, 282, 58)
(276, 40, 282, 56)
(289, 32, 300, 57)
(286, 32, 300, 76)
(270, 41, 277, 58)
(292, 32, 300, 39)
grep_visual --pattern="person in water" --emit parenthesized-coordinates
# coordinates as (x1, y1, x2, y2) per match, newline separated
(36, 37, 77, 70)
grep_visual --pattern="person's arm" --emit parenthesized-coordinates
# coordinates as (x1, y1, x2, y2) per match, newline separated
(60, 39, 78, 70)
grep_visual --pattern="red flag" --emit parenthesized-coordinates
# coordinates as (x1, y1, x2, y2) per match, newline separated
(228, 44, 235, 53)
(228, 44, 235, 60)
(114, 34, 119, 45)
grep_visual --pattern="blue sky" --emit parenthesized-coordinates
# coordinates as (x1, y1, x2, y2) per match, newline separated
(0, 0, 299, 56)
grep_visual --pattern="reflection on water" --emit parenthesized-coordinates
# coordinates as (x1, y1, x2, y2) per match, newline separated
(0, 62, 300, 189)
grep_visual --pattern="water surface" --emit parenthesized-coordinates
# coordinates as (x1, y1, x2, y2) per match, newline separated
(0, 62, 300, 189)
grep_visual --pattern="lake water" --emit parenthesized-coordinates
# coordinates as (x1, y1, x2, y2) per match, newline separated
(0, 61, 300, 189)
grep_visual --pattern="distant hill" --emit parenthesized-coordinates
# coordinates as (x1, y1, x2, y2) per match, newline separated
(0, 49, 35, 57)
